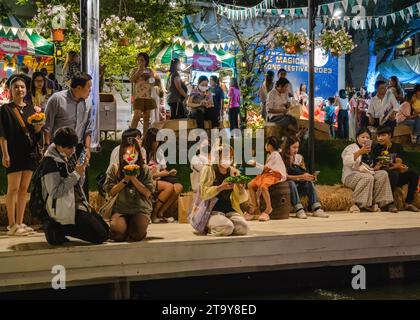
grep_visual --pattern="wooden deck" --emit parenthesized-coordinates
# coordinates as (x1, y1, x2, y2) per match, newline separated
(2, 211, 420, 295)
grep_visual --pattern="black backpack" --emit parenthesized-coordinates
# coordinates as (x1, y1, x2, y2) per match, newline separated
(29, 160, 49, 222)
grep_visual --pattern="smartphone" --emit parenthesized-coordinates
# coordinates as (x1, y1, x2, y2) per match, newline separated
(365, 140, 372, 148)
(78, 150, 86, 165)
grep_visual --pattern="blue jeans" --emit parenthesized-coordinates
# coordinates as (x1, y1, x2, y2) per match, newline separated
(337, 109, 349, 139)
(288, 181, 321, 212)
(401, 118, 420, 138)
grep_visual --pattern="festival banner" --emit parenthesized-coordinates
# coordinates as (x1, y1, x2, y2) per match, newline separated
(0, 38, 28, 55)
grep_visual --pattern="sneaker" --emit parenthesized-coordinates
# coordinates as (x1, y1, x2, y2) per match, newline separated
(166, 217, 176, 223)
(296, 210, 308, 219)
(313, 208, 329, 218)
(7, 224, 29, 236)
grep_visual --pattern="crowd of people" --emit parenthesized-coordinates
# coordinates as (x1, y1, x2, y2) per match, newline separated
(0, 51, 419, 245)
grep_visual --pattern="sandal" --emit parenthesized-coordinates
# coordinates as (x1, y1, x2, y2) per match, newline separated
(244, 213, 255, 221)
(7, 224, 29, 236)
(350, 205, 361, 213)
(258, 212, 270, 222)
(405, 204, 420, 212)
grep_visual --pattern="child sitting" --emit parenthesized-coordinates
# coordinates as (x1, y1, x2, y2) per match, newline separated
(247, 136, 288, 221)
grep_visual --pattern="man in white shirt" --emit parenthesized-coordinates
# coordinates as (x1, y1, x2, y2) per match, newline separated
(368, 80, 399, 130)
(107, 128, 146, 172)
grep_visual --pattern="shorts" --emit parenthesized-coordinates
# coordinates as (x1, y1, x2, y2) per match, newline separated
(133, 98, 157, 112)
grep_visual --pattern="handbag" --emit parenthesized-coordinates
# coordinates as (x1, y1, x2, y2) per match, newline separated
(98, 193, 119, 220)
(358, 162, 375, 175)
(178, 192, 194, 224)
(98, 164, 120, 220)
(188, 188, 218, 234)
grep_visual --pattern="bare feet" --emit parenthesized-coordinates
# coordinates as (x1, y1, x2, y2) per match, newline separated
(244, 213, 255, 221)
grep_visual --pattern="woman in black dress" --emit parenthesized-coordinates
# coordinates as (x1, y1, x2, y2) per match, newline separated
(0, 77, 44, 236)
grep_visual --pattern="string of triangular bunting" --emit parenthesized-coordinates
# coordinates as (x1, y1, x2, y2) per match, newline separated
(172, 36, 235, 51)
(0, 24, 41, 36)
(215, 0, 418, 22)
(321, 3, 420, 30)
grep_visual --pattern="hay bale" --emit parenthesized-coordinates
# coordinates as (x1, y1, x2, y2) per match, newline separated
(305, 185, 353, 211)
(0, 194, 32, 227)
(393, 186, 420, 210)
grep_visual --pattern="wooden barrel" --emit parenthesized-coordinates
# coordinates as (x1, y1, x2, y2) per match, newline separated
(260, 182, 292, 219)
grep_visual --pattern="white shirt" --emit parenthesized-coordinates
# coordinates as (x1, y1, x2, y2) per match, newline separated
(367, 90, 399, 122)
(265, 151, 287, 182)
(266, 89, 290, 119)
(107, 145, 147, 173)
(338, 98, 350, 111)
(190, 154, 209, 192)
(341, 143, 363, 183)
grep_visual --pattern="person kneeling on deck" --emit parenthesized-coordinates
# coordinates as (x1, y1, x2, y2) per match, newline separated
(40, 127, 109, 245)
(282, 136, 329, 219)
(194, 144, 249, 236)
(104, 132, 155, 241)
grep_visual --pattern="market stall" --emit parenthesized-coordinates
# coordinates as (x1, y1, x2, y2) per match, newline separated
(0, 15, 54, 79)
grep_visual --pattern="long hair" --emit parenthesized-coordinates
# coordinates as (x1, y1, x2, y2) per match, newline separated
(30, 71, 47, 97)
(143, 127, 159, 163)
(390, 76, 403, 97)
(62, 51, 79, 75)
(299, 83, 307, 94)
(169, 58, 180, 75)
(264, 71, 274, 91)
(281, 135, 300, 168)
(231, 77, 239, 89)
(118, 135, 144, 179)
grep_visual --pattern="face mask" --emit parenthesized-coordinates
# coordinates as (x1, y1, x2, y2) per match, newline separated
(199, 85, 208, 92)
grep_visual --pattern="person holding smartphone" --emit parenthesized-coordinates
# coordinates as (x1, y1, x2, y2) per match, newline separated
(40, 127, 109, 245)
(281, 136, 329, 218)
(341, 127, 396, 213)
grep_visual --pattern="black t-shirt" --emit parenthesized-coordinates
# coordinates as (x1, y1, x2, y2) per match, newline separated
(211, 85, 224, 112)
(372, 142, 404, 165)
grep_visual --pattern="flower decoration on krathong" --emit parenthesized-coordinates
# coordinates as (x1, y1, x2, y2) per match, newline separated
(100, 15, 150, 48)
(27, 112, 46, 125)
(272, 28, 311, 54)
(318, 28, 356, 57)
(123, 164, 140, 176)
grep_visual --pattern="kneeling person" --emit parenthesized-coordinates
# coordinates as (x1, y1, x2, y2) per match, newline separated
(41, 127, 109, 245)
(104, 136, 155, 241)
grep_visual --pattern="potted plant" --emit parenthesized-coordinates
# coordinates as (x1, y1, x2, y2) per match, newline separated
(273, 28, 311, 55)
(318, 28, 356, 57)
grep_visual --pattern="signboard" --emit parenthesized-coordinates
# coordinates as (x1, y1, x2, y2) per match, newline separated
(263, 47, 339, 99)
(192, 53, 219, 71)
(0, 38, 28, 55)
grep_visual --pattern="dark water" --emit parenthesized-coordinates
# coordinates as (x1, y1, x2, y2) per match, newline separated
(3, 263, 420, 300)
